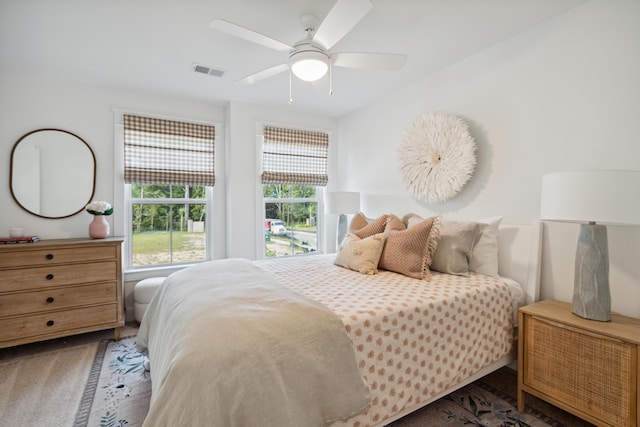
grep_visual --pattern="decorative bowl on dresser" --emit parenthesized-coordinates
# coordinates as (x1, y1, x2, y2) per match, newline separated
(0, 237, 124, 348)
(518, 299, 640, 427)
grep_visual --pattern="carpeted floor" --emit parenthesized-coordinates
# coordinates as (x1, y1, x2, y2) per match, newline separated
(0, 325, 595, 427)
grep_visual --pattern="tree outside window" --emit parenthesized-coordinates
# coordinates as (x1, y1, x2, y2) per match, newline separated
(130, 184, 207, 266)
(263, 184, 318, 258)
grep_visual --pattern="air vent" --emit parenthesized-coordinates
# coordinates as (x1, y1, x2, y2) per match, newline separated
(191, 62, 226, 77)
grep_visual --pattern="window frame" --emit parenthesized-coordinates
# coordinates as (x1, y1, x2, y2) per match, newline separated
(255, 125, 329, 260)
(114, 110, 218, 278)
(262, 188, 322, 259)
(126, 184, 211, 269)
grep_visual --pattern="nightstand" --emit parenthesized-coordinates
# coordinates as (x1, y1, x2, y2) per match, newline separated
(518, 299, 640, 427)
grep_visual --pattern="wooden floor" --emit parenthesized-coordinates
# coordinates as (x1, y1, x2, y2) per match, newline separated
(479, 367, 595, 427)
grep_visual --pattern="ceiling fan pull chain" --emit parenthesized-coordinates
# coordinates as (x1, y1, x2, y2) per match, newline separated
(288, 69, 294, 104)
(329, 59, 333, 96)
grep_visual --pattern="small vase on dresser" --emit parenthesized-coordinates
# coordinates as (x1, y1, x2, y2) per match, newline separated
(85, 201, 113, 239)
(89, 215, 110, 239)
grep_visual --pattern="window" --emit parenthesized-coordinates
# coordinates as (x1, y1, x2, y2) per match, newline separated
(261, 125, 328, 258)
(124, 114, 215, 268)
(129, 184, 207, 266)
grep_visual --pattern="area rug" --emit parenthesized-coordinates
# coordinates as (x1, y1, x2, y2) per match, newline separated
(0, 342, 97, 427)
(75, 337, 558, 427)
(74, 336, 150, 427)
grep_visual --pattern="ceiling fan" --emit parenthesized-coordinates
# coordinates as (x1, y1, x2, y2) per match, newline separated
(209, 0, 407, 89)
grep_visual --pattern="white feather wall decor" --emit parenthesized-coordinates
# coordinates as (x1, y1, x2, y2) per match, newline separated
(398, 112, 476, 204)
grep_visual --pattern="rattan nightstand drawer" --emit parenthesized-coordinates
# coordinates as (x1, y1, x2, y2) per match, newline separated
(518, 300, 640, 427)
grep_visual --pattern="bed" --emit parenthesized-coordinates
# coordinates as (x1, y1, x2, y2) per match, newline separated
(137, 215, 542, 427)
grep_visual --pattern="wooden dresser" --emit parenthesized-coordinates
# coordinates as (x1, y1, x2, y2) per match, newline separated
(518, 299, 640, 427)
(0, 237, 124, 348)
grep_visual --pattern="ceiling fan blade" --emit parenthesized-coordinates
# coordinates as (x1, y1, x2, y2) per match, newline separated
(209, 19, 292, 52)
(313, 0, 373, 50)
(235, 63, 290, 85)
(332, 52, 407, 70)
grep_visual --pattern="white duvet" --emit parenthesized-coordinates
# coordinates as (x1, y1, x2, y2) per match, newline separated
(137, 258, 371, 427)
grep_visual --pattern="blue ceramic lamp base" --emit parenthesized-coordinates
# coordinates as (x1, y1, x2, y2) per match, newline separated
(572, 223, 611, 322)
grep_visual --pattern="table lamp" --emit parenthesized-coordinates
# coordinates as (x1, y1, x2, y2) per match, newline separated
(540, 170, 640, 321)
(325, 191, 360, 249)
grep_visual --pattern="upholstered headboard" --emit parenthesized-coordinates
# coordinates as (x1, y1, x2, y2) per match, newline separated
(497, 221, 542, 305)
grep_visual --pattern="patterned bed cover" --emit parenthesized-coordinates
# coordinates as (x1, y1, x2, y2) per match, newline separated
(257, 254, 518, 426)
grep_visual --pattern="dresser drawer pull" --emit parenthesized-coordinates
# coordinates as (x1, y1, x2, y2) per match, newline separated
(45, 274, 54, 280)
(46, 254, 54, 260)
(46, 297, 55, 303)
(46, 320, 54, 327)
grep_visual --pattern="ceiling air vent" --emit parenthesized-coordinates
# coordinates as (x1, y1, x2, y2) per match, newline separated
(191, 62, 226, 77)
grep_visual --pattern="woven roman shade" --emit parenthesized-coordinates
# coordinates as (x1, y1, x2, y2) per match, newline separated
(124, 114, 215, 186)
(261, 125, 328, 186)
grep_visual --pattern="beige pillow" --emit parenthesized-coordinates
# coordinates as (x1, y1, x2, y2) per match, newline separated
(334, 233, 385, 275)
(349, 213, 389, 239)
(378, 216, 439, 280)
(431, 221, 486, 276)
(469, 216, 502, 276)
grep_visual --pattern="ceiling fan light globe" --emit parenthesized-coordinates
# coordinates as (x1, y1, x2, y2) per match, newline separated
(290, 51, 329, 81)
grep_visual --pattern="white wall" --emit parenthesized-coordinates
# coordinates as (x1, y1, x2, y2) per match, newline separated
(2, 1, 638, 319)
(337, 1, 640, 317)
(0, 74, 337, 320)
(0, 76, 339, 254)
(0, 71, 225, 240)
(224, 101, 338, 259)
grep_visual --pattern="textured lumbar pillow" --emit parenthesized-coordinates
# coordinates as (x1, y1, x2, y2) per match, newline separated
(334, 233, 386, 275)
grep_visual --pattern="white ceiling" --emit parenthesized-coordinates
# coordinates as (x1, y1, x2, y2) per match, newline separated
(0, 0, 585, 117)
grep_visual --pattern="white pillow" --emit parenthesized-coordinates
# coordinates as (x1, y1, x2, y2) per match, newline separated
(334, 233, 385, 275)
(469, 216, 502, 276)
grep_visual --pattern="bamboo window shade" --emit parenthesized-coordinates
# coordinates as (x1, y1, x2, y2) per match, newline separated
(261, 125, 328, 186)
(124, 114, 215, 186)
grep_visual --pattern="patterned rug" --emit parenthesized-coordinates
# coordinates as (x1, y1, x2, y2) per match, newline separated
(74, 337, 150, 427)
(74, 337, 557, 427)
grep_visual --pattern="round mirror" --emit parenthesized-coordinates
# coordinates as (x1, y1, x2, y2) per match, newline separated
(10, 129, 96, 219)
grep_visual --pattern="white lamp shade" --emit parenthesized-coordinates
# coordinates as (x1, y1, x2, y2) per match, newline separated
(541, 170, 640, 226)
(325, 191, 360, 215)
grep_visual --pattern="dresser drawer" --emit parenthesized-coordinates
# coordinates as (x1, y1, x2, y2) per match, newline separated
(0, 304, 118, 343)
(0, 282, 117, 317)
(0, 245, 116, 268)
(0, 261, 116, 292)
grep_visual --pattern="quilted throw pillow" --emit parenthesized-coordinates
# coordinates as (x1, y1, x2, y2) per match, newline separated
(334, 233, 385, 275)
(378, 216, 440, 280)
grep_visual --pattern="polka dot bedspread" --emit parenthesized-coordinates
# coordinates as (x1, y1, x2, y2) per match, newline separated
(257, 254, 517, 427)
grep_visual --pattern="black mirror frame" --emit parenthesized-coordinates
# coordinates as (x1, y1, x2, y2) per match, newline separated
(9, 128, 97, 219)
